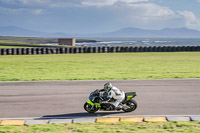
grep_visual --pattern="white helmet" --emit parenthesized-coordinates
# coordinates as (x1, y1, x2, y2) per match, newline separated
(104, 82, 112, 91)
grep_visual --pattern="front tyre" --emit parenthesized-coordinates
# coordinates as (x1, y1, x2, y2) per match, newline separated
(122, 99, 137, 112)
(84, 102, 99, 113)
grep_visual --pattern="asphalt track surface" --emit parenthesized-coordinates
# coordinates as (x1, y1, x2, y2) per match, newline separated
(0, 79, 199, 119)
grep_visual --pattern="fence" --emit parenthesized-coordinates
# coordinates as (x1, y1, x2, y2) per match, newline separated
(0, 46, 200, 55)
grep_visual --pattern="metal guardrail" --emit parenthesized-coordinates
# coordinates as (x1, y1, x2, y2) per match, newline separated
(0, 46, 200, 55)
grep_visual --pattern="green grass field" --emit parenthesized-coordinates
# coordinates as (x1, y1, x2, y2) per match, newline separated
(0, 36, 97, 48)
(0, 122, 199, 133)
(0, 42, 61, 48)
(0, 52, 200, 81)
(0, 36, 57, 44)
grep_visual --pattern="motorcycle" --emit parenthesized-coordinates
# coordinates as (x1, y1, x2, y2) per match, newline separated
(84, 89, 137, 113)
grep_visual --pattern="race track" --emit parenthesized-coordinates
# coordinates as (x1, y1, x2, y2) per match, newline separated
(0, 79, 200, 118)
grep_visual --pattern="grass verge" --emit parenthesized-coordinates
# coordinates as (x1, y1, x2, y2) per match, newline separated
(0, 52, 200, 81)
(0, 121, 199, 133)
(0, 42, 60, 48)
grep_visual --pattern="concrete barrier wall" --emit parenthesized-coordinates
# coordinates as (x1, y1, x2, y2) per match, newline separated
(0, 46, 200, 55)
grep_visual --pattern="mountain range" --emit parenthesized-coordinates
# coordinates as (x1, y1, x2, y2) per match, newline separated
(1, 26, 200, 38)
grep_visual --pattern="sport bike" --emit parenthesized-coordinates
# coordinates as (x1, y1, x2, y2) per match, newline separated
(84, 90, 137, 113)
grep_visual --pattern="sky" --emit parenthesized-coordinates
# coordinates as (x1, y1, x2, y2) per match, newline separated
(0, 0, 200, 33)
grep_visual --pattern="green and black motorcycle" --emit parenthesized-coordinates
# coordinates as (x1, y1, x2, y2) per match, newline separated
(84, 89, 137, 113)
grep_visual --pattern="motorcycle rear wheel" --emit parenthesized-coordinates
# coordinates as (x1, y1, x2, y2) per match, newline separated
(122, 99, 137, 112)
(84, 102, 99, 113)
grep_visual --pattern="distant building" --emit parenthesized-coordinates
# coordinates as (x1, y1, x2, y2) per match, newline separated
(58, 38, 76, 46)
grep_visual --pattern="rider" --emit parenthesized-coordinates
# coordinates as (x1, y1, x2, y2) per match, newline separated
(98, 82, 125, 110)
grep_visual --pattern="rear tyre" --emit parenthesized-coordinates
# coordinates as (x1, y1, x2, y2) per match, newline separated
(84, 102, 99, 113)
(122, 99, 137, 112)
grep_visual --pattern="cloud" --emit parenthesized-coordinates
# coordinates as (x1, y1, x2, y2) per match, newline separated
(32, 9, 46, 15)
(79, 0, 177, 26)
(49, 1, 81, 8)
(0, 0, 83, 9)
(0, 0, 48, 15)
(103, 2, 177, 29)
(0, 6, 27, 14)
(1, 0, 200, 32)
(178, 11, 200, 30)
(0, 0, 51, 7)
(0, 0, 150, 8)
(5, 0, 50, 4)
(0, 6, 45, 16)
(81, 0, 149, 6)
(114, 2, 200, 30)
(81, 0, 116, 6)
(2, 0, 38, 4)
(129, 3, 175, 17)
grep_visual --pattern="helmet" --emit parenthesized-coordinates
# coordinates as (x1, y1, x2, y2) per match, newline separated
(104, 82, 112, 91)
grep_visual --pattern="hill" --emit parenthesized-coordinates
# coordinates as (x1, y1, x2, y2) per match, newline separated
(102, 27, 200, 37)
(1, 26, 200, 38)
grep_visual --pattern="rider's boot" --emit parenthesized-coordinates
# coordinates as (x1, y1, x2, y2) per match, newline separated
(115, 105, 122, 111)
(107, 104, 115, 111)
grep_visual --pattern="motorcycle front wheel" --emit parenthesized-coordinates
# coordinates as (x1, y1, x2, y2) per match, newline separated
(122, 99, 137, 112)
(84, 102, 99, 113)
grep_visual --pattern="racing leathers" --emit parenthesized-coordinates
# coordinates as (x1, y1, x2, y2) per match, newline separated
(99, 86, 125, 109)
